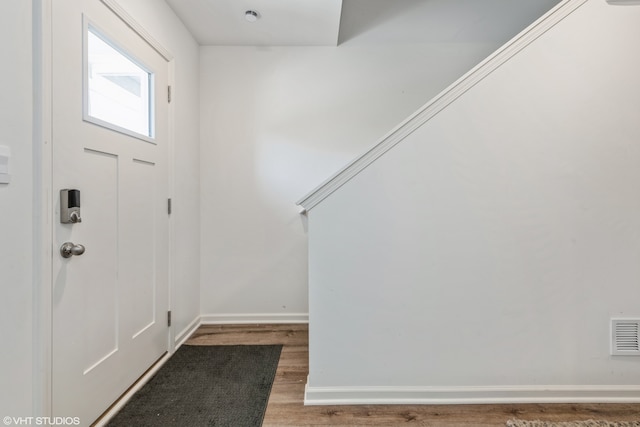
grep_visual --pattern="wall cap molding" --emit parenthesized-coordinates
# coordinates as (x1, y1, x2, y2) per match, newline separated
(304, 383, 640, 405)
(296, 0, 588, 211)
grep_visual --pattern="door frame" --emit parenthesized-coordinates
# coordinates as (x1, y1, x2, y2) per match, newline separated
(33, 0, 176, 418)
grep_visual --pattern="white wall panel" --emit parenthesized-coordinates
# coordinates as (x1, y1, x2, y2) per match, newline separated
(0, 1, 34, 416)
(306, 0, 640, 402)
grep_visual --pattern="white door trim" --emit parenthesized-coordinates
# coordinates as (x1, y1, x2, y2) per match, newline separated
(33, 0, 53, 417)
(33, 0, 176, 416)
(99, 0, 173, 62)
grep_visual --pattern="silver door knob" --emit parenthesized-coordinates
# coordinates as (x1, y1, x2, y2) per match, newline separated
(60, 242, 86, 258)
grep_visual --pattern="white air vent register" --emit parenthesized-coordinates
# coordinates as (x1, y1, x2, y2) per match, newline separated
(611, 319, 640, 355)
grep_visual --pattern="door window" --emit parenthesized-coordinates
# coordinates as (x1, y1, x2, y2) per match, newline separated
(84, 21, 155, 141)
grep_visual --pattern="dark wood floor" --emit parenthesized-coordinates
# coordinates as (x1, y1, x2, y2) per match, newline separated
(186, 324, 640, 426)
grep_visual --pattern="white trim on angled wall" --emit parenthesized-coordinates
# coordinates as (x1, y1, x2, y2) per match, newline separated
(304, 384, 640, 406)
(296, 0, 588, 212)
(201, 313, 309, 325)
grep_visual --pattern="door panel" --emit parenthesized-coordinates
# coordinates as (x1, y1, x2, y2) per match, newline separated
(80, 149, 119, 372)
(124, 158, 157, 337)
(52, 0, 169, 424)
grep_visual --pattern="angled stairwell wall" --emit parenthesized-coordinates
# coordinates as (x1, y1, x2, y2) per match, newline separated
(299, 0, 640, 404)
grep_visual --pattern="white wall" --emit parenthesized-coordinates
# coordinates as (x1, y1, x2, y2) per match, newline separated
(0, 0, 34, 416)
(199, 41, 506, 320)
(116, 0, 201, 341)
(306, 0, 640, 403)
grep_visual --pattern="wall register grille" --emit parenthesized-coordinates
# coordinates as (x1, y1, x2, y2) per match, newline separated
(611, 319, 640, 355)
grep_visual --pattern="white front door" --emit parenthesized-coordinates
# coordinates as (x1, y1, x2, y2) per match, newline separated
(51, 0, 170, 424)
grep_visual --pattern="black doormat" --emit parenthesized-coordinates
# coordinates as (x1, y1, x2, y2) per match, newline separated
(107, 344, 282, 427)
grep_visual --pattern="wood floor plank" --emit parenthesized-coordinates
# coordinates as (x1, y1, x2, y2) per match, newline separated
(185, 324, 640, 426)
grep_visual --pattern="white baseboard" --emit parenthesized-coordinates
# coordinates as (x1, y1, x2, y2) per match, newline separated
(304, 383, 640, 405)
(175, 315, 201, 347)
(201, 313, 309, 325)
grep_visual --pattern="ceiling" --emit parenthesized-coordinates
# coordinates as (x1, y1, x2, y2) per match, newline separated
(164, 0, 562, 47)
(164, 0, 343, 46)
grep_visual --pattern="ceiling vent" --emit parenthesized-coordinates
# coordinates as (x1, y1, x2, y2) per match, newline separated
(611, 319, 640, 355)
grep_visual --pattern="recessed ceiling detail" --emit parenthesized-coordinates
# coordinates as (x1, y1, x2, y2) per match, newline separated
(164, 0, 562, 47)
